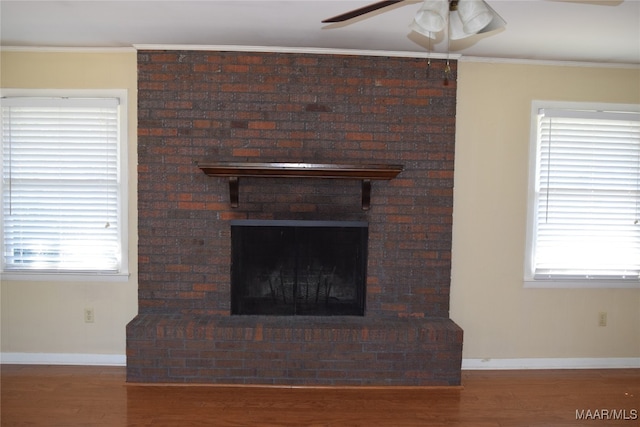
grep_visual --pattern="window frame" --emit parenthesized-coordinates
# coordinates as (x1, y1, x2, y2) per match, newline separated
(524, 100, 640, 289)
(0, 89, 129, 282)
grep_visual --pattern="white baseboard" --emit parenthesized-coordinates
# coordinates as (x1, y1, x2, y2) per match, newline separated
(0, 352, 126, 366)
(462, 357, 640, 370)
(2, 354, 638, 370)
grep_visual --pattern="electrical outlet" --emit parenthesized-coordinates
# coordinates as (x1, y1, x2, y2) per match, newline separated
(84, 308, 95, 323)
(598, 312, 607, 327)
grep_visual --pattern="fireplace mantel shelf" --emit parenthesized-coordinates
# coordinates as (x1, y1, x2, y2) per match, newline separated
(197, 162, 403, 210)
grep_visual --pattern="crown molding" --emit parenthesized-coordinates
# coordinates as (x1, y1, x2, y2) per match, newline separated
(4, 44, 636, 68)
(133, 44, 460, 60)
(0, 46, 136, 54)
(460, 55, 640, 69)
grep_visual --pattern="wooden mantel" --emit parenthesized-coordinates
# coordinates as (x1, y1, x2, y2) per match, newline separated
(197, 162, 403, 210)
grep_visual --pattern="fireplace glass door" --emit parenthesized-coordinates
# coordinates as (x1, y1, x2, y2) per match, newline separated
(231, 220, 367, 316)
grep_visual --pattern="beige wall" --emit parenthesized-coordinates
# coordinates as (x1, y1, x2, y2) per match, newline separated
(451, 60, 640, 362)
(0, 50, 138, 358)
(1, 50, 639, 364)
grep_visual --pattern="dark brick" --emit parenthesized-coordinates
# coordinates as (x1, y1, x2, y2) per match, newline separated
(128, 50, 461, 386)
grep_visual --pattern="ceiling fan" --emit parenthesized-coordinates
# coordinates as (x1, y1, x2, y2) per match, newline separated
(322, 0, 624, 32)
(322, 0, 411, 24)
(322, 0, 506, 41)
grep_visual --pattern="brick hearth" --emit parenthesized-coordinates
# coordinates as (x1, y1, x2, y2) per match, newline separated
(126, 50, 463, 386)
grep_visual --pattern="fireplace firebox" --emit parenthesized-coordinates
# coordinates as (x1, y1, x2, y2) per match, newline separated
(231, 220, 368, 316)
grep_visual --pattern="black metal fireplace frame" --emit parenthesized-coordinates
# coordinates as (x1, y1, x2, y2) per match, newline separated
(230, 220, 368, 316)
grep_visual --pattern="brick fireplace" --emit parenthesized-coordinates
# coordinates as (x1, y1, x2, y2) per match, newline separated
(126, 49, 463, 386)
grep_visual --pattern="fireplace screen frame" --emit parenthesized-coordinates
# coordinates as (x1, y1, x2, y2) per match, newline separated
(230, 220, 368, 316)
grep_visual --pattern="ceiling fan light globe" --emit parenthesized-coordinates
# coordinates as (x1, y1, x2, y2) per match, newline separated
(409, 21, 437, 39)
(412, 0, 449, 33)
(448, 10, 470, 40)
(458, 0, 493, 34)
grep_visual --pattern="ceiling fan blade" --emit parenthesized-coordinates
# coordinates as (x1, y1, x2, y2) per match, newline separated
(322, 0, 406, 23)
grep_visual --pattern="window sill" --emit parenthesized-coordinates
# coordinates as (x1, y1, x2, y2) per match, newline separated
(524, 279, 640, 289)
(1, 271, 131, 283)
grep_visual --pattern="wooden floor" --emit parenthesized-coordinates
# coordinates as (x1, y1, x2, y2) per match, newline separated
(1, 365, 638, 426)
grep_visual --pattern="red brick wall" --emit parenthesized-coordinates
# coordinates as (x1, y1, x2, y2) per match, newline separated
(127, 50, 462, 386)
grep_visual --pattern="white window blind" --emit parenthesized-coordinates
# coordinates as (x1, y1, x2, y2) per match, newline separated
(1, 97, 122, 273)
(530, 107, 640, 281)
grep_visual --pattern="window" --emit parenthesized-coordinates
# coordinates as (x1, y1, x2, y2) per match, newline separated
(525, 101, 640, 288)
(1, 91, 128, 278)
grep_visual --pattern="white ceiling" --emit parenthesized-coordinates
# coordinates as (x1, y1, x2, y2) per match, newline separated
(1, 0, 639, 64)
